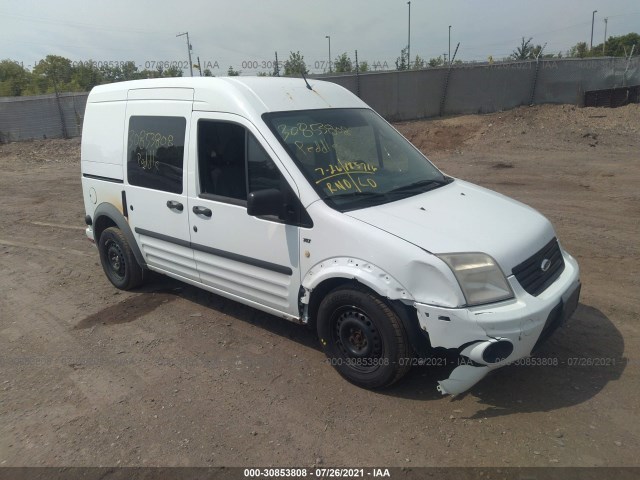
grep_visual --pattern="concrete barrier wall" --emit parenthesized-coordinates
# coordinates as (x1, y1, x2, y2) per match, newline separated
(1, 57, 638, 142)
(326, 57, 640, 119)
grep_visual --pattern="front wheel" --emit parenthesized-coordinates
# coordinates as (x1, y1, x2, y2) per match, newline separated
(317, 286, 411, 389)
(98, 227, 143, 290)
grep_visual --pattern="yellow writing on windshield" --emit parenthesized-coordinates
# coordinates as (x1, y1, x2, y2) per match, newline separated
(277, 123, 351, 142)
(314, 161, 378, 183)
(326, 176, 377, 194)
(314, 159, 379, 195)
(295, 140, 333, 156)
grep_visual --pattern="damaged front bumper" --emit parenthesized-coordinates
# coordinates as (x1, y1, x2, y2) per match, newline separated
(415, 252, 581, 396)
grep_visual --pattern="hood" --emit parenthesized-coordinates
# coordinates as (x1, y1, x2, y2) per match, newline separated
(346, 179, 556, 274)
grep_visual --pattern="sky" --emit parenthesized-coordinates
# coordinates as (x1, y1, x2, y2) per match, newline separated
(1, 0, 639, 75)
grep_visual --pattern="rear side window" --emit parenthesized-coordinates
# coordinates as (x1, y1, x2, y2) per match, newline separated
(127, 116, 186, 194)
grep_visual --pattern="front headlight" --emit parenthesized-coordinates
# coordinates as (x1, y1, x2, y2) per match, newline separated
(438, 252, 514, 306)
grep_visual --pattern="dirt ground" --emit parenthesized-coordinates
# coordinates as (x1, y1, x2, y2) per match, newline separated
(0, 104, 639, 468)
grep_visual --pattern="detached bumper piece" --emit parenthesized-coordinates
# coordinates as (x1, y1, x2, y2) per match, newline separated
(437, 365, 490, 396)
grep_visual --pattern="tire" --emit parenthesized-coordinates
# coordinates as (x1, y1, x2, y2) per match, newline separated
(98, 227, 143, 290)
(317, 285, 411, 389)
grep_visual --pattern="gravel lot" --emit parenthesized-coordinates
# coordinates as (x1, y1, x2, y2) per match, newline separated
(0, 104, 638, 468)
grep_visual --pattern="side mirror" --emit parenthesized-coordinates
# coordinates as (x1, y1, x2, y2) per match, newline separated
(247, 189, 284, 217)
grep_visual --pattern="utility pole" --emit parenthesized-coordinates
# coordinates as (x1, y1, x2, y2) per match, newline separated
(325, 35, 331, 73)
(449, 25, 452, 66)
(590, 10, 597, 51)
(274, 51, 280, 77)
(407, 1, 411, 69)
(196, 56, 202, 76)
(603, 18, 608, 55)
(176, 32, 194, 77)
(355, 50, 360, 97)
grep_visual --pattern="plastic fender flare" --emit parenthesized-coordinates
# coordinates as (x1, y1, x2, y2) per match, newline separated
(93, 202, 147, 269)
(302, 257, 414, 302)
(302, 258, 431, 356)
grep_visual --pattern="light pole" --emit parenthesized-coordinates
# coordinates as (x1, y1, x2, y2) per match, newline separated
(590, 10, 597, 51)
(448, 25, 452, 66)
(603, 18, 608, 55)
(176, 32, 193, 77)
(326, 35, 331, 73)
(407, 1, 411, 69)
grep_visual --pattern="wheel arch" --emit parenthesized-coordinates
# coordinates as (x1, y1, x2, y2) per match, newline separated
(302, 258, 430, 356)
(93, 202, 147, 269)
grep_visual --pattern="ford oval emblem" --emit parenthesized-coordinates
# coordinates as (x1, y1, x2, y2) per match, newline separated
(541, 259, 552, 272)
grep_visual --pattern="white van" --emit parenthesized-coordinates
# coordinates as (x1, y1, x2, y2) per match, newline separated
(81, 77, 580, 395)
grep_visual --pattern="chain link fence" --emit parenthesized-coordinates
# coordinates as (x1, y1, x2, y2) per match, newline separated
(0, 57, 638, 142)
(0, 92, 87, 143)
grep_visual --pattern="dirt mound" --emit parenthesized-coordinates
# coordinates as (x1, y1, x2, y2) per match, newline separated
(0, 137, 80, 171)
(396, 103, 640, 154)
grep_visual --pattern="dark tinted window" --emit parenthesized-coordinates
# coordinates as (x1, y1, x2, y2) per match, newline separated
(197, 120, 311, 227)
(197, 121, 283, 201)
(247, 133, 312, 227)
(248, 133, 282, 192)
(127, 116, 186, 194)
(198, 121, 247, 201)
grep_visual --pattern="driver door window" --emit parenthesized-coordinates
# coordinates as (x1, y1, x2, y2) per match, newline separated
(198, 121, 247, 202)
(197, 121, 289, 203)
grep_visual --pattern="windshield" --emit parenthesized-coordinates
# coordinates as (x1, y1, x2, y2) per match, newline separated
(263, 108, 451, 211)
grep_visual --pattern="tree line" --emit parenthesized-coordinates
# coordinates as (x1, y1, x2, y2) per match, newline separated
(509, 32, 639, 60)
(0, 55, 185, 97)
(1, 33, 637, 97)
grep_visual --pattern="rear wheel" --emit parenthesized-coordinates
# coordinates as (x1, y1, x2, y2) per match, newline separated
(317, 285, 411, 389)
(98, 227, 143, 290)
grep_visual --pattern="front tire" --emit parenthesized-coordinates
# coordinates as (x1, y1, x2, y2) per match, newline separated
(98, 227, 143, 290)
(317, 285, 411, 389)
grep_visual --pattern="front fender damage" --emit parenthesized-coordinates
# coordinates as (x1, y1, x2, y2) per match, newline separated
(415, 302, 510, 396)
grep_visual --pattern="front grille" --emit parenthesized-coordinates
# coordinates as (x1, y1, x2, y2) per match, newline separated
(512, 238, 565, 296)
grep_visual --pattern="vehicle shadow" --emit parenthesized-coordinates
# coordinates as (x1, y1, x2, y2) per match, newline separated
(383, 303, 627, 416)
(137, 273, 321, 350)
(88, 276, 625, 412)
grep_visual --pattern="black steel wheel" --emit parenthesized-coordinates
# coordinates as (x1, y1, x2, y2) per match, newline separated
(98, 227, 143, 290)
(317, 285, 410, 389)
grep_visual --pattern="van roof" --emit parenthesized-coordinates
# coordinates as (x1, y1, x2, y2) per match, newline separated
(87, 77, 368, 115)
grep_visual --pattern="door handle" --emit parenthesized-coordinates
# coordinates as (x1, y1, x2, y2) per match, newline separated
(166, 200, 184, 212)
(192, 206, 212, 218)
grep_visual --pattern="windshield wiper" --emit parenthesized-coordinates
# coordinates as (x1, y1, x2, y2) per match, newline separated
(325, 191, 386, 207)
(387, 177, 452, 195)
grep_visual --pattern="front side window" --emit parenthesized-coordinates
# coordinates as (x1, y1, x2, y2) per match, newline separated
(127, 116, 186, 194)
(196, 120, 298, 206)
(197, 120, 311, 226)
(264, 108, 450, 211)
(247, 133, 283, 192)
(198, 120, 285, 201)
(198, 121, 247, 201)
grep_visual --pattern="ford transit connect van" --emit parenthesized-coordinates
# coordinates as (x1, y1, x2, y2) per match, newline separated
(81, 77, 581, 395)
